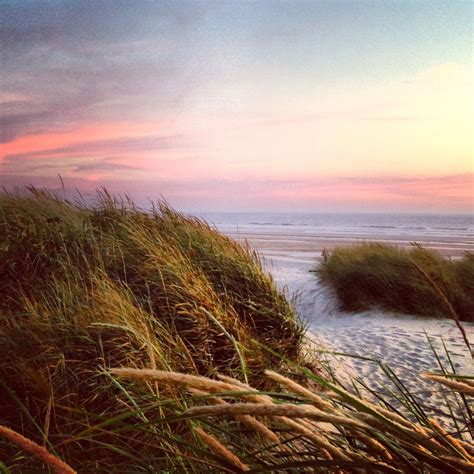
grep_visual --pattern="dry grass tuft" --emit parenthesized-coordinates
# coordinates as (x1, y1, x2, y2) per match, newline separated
(108, 362, 473, 472)
(193, 427, 249, 471)
(0, 425, 76, 474)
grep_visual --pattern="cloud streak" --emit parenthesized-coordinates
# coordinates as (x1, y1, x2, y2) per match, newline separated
(0, 173, 471, 213)
(0, 1, 210, 142)
(0, 1, 471, 212)
(3, 134, 197, 161)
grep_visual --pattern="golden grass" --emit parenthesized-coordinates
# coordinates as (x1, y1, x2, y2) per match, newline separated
(0, 425, 76, 474)
(421, 372, 474, 396)
(185, 403, 368, 430)
(193, 427, 249, 472)
(0, 187, 303, 471)
(109, 368, 241, 393)
(188, 388, 281, 445)
(110, 366, 474, 472)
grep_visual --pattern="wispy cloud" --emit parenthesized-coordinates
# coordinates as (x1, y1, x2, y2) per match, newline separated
(3, 134, 197, 161)
(0, 1, 209, 142)
(0, 1, 471, 211)
(0, 173, 471, 213)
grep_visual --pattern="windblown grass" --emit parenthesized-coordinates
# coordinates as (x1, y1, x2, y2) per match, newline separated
(0, 187, 303, 471)
(317, 242, 474, 322)
(1, 189, 471, 471)
(109, 338, 473, 473)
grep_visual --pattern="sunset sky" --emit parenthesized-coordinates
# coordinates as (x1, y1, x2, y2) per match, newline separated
(1, 0, 472, 212)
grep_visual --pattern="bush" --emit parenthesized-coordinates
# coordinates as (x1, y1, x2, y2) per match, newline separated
(317, 242, 474, 321)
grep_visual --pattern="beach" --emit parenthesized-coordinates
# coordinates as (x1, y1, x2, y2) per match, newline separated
(2, 195, 473, 471)
(207, 212, 474, 410)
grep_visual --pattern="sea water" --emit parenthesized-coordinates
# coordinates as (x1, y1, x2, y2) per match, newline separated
(198, 212, 473, 256)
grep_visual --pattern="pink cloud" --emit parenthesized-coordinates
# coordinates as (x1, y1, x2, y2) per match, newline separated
(0, 173, 471, 213)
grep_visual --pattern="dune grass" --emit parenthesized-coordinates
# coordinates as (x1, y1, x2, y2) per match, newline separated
(2, 350, 472, 474)
(0, 187, 304, 471)
(107, 337, 473, 473)
(317, 242, 474, 322)
(1, 189, 472, 472)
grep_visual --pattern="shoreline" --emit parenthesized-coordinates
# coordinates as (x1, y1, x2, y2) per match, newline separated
(225, 230, 474, 258)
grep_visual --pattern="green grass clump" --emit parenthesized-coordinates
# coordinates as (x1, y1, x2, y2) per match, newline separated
(0, 187, 303, 471)
(318, 242, 474, 322)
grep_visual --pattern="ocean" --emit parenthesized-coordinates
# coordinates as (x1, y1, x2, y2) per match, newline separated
(198, 212, 474, 261)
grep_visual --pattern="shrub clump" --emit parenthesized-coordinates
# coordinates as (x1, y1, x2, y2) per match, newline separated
(0, 187, 303, 470)
(318, 242, 474, 322)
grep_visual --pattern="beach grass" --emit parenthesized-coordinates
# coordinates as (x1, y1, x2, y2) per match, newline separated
(107, 341, 473, 473)
(0, 189, 472, 472)
(0, 187, 303, 471)
(2, 335, 472, 472)
(317, 242, 474, 322)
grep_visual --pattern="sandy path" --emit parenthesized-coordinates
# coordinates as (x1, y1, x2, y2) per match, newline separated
(224, 228, 474, 418)
(267, 255, 473, 420)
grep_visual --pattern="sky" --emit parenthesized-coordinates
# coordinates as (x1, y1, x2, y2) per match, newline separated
(0, 0, 472, 212)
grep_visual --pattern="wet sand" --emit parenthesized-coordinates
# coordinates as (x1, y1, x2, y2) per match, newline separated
(225, 228, 474, 258)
